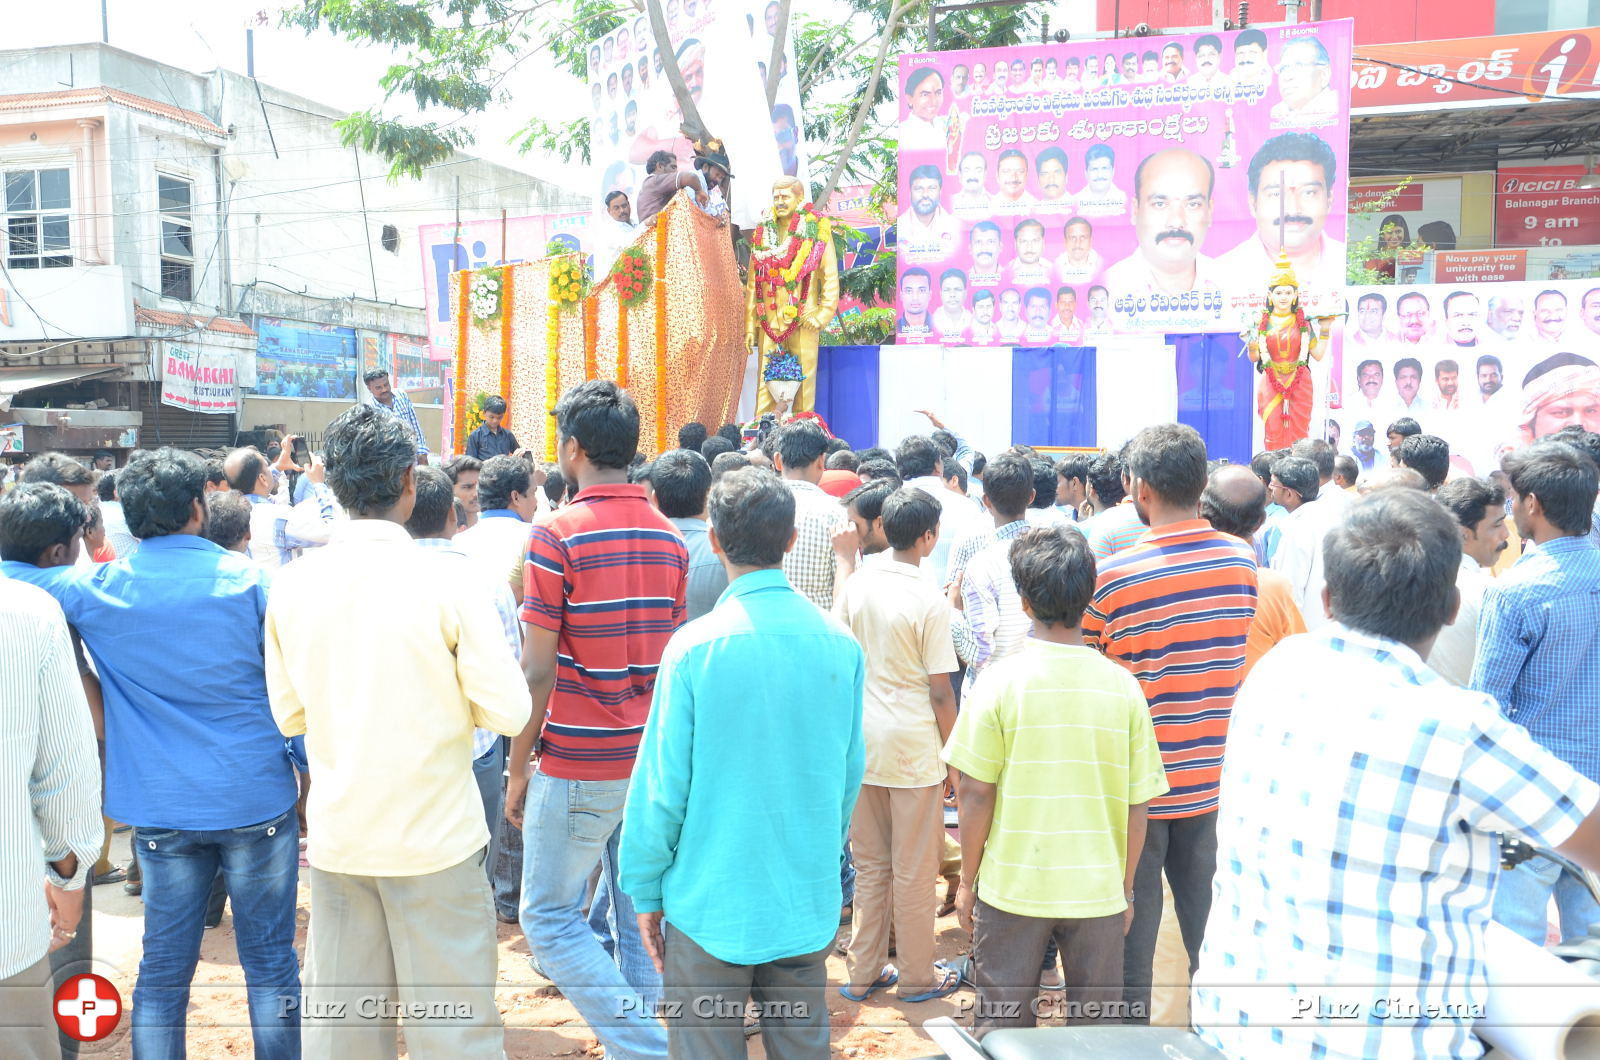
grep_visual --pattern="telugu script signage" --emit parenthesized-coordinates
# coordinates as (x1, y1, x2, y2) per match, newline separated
(1354, 28, 1600, 114)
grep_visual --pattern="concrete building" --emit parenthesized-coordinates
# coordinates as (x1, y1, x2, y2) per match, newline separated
(0, 42, 583, 462)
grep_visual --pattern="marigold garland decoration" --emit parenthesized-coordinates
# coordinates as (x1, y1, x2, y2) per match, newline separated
(548, 256, 587, 307)
(749, 205, 830, 344)
(654, 212, 669, 455)
(454, 270, 471, 453)
(546, 302, 561, 462)
(499, 266, 516, 417)
(582, 296, 599, 380)
(611, 247, 652, 309)
(616, 298, 630, 389)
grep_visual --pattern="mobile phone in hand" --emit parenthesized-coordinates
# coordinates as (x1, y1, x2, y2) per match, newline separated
(291, 437, 311, 467)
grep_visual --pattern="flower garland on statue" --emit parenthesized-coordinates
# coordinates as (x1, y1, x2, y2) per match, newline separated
(1254, 300, 1313, 413)
(749, 204, 830, 344)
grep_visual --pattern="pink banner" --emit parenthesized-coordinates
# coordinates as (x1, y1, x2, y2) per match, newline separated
(895, 20, 1353, 342)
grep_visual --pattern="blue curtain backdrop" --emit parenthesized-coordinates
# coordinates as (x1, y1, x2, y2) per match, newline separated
(815, 345, 880, 449)
(1011, 346, 1098, 447)
(1172, 333, 1254, 465)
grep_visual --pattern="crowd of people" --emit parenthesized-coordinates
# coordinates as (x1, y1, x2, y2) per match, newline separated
(3, 379, 1600, 1060)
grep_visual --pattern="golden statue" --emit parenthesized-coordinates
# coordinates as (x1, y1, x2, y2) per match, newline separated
(1243, 252, 1325, 451)
(746, 177, 839, 417)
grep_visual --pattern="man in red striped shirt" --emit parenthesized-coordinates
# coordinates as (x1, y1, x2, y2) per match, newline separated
(506, 380, 686, 1059)
(1081, 423, 1257, 1025)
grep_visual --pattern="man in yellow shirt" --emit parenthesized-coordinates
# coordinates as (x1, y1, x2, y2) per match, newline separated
(265, 405, 531, 1059)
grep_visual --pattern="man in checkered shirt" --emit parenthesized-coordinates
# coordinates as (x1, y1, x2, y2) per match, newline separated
(773, 420, 847, 610)
(1193, 488, 1600, 1060)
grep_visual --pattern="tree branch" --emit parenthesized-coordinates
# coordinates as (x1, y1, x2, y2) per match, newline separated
(817, 0, 914, 205)
(645, 0, 709, 144)
(763, 0, 791, 109)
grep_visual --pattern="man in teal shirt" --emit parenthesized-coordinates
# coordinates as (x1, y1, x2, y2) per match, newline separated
(621, 467, 865, 1059)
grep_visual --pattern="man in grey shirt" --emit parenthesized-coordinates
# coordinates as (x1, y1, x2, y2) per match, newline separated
(651, 449, 727, 621)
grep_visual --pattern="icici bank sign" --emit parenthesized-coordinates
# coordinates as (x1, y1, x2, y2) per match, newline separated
(1502, 177, 1580, 193)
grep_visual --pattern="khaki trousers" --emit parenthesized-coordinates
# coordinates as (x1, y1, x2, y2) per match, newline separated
(845, 783, 943, 996)
(305, 849, 504, 1060)
(0, 953, 58, 1060)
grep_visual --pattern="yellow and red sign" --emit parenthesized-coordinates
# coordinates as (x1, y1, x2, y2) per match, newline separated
(1355, 28, 1600, 113)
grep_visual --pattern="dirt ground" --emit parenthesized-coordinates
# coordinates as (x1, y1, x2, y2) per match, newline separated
(82, 829, 997, 1058)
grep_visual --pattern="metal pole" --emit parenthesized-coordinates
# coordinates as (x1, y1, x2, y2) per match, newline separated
(101, 0, 109, 43)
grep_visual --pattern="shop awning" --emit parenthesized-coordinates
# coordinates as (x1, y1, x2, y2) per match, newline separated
(0, 364, 122, 413)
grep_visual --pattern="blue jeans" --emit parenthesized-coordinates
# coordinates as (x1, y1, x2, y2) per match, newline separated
(472, 741, 507, 885)
(520, 771, 667, 1060)
(1495, 851, 1600, 945)
(132, 807, 301, 1060)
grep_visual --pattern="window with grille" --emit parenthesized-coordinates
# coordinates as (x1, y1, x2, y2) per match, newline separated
(4, 169, 72, 269)
(158, 174, 194, 301)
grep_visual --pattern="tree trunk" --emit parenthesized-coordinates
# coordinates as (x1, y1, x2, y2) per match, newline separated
(816, 0, 914, 206)
(763, 0, 792, 108)
(645, 0, 709, 144)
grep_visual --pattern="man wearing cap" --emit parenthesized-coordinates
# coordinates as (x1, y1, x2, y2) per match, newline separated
(1349, 420, 1379, 473)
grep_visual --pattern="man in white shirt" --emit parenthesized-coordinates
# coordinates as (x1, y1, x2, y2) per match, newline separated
(1034, 148, 1073, 213)
(1054, 216, 1104, 285)
(1020, 287, 1056, 345)
(1270, 454, 1340, 629)
(896, 165, 960, 264)
(1219, 132, 1344, 315)
(932, 269, 973, 341)
(995, 288, 1026, 344)
(453, 454, 542, 604)
(1392, 357, 1429, 416)
(896, 434, 986, 588)
(1105, 147, 1222, 299)
(223, 444, 337, 571)
(970, 290, 1000, 345)
(991, 150, 1036, 214)
(1268, 37, 1338, 127)
(1007, 219, 1052, 286)
(967, 221, 1002, 286)
(1051, 287, 1085, 345)
(898, 67, 948, 151)
(951, 153, 991, 216)
(1076, 144, 1128, 217)
(1426, 477, 1509, 685)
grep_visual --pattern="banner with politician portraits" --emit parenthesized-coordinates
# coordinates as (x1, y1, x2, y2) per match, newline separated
(893, 20, 1353, 342)
(1330, 279, 1600, 477)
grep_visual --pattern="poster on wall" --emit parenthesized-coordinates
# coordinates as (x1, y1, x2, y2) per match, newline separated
(1495, 163, 1600, 249)
(588, 2, 804, 234)
(253, 318, 358, 401)
(1332, 278, 1600, 477)
(361, 333, 448, 406)
(161, 343, 239, 414)
(1348, 176, 1462, 281)
(417, 213, 592, 361)
(893, 20, 1353, 343)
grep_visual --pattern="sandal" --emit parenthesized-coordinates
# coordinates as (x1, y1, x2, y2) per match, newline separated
(901, 961, 962, 1003)
(837, 965, 898, 1002)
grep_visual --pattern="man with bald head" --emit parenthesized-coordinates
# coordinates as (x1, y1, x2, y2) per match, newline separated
(1201, 464, 1306, 677)
(223, 442, 337, 570)
(1105, 148, 1221, 299)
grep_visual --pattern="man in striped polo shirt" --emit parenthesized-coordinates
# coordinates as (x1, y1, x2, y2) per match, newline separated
(506, 381, 687, 1060)
(1081, 423, 1258, 1025)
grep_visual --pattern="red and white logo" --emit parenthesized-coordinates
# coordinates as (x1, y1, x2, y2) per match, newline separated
(53, 973, 122, 1042)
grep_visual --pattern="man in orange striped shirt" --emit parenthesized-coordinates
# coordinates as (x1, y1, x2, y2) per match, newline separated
(1081, 423, 1258, 1026)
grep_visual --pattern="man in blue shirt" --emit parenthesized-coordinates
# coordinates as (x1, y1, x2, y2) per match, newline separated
(363, 368, 431, 461)
(621, 467, 865, 1059)
(40, 448, 302, 1057)
(464, 394, 521, 460)
(649, 448, 727, 621)
(1474, 440, 1600, 946)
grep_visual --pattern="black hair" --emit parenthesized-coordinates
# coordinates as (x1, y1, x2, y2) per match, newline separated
(477, 454, 532, 512)
(971, 452, 987, 477)
(1387, 417, 1422, 439)
(1290, 438, 1335, 482)
(541, 464, 566, 506)
(1087, 452, 1125, 506)
(1436, 476, 1506, 531)
(21, 452, 93, 490)
(708, 468, 794, 567)
(882, 487, 942, 551)
(775, 420, 830, 472)
(362, 368, 390, 386)
(857, 446, 892, 464)
(604, 190, 628, 208)
(443, 454, 482, 484)
(484, 395, 508, 416)
(403, 466, 458, 539)
(701, 435, 736, 461)
(710, 451, 750, 482)
(909, 163, 944, 187)
(629, 460, 654, 485)
(554, 379, 639, 469)
(1324, 489, 1462, 646)
(1028, 457, 1056, 510)
(323, 405, 416, 517)
(1009, 526, 1096, 628)
(677, 421, 709, 451)
(1357, 292, 1387, 312)
(1235, 27, 1268, 50)
(856, 459, 901, 487)
(1124, 423, 1207, 508)
(1248, 449, 1281, 486)
(96, 471, 118, 503)
(842, 478, 896, 523)
(118, 447, 209, 539)
(1199, 468, 1267, 540)
(1393, 358, 1423, 380)
(651, 449, 713, 518)
(226, 449, 267, 493)
(896, 435, 942, 480)
(646, 149, 677, 173)
(1197, 33, 1221, 51)
(1272, 456, 1320, 504)
(205, 459, 227, 488)
(1502, 441, 1600, 536)
(1552, 426, 1600, 473)
(717, 423, 743, 446)
(203, 490, 253, 551)
(1397, 434, 1450, 490)
(1333, 455, 1359, 486)
(981, 452, 1035, 518)
(905, 67, 944, 96)
(0, 483, 88, 563)
(1247, 132, 1337, 197)
(930, 430, 959, 459)
(826, 450, 859, 471)
(946, 461, 969, 493)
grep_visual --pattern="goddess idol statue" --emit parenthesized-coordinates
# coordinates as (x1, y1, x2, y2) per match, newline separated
(746, 178, 839, 417)
(1244, 252, 1325, 451)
